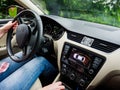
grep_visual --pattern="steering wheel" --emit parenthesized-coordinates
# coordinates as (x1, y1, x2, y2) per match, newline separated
(7, 9, 43, 62)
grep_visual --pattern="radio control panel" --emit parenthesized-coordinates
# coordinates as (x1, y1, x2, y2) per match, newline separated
(60, 42, 106, 90)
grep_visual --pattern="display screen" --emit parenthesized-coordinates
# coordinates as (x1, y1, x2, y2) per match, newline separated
(69, 48, 90, 66)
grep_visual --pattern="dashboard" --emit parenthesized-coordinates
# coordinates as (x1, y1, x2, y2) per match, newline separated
(15, 14, 120, 89)
(39, 15, 120, 90)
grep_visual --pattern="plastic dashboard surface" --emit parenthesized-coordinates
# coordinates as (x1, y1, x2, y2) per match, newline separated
(40, 15, 120, 90)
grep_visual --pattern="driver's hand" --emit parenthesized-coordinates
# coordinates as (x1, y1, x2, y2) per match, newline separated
(0, 21, 17, 38)
(2, 21, 18, 33)
(40, 81, 65, 90)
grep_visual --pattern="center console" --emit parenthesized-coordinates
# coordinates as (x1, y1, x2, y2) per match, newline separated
(60, 42, 106, 90)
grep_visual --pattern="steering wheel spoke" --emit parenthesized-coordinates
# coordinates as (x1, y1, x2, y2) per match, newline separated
(28, 20, 37, 34)
(22, 45, 31, 56)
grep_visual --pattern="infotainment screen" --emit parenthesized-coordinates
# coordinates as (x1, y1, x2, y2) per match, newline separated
(68, 48, 91, 66)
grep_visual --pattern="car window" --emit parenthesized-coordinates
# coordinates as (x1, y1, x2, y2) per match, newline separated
(0, 0, 19, 19)
(31, 0, 120, 28)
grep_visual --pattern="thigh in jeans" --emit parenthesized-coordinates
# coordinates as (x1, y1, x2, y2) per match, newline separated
(0, 52, 29, 81)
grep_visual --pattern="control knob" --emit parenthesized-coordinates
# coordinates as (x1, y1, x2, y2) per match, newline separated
(79, 79, 86, 86)
(69, 73, 76, 80)
(61, 68, 67, 75)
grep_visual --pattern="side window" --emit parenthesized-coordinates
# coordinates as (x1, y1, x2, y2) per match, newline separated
(0, 0, 20, 19)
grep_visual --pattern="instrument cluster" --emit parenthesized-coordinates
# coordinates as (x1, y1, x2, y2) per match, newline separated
(42, 17, 65, 40)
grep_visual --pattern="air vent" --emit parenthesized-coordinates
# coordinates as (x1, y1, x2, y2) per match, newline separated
(67, 31, 83, 43)
(92, 39, 120, 53)
(67, 31, 120, 53)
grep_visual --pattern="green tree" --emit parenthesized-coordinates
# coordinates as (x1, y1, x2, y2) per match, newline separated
(0, 0, 18, 18)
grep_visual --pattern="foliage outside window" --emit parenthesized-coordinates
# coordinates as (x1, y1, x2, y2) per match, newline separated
(0, 0, 18, 19)
(31, 0, 120, 28)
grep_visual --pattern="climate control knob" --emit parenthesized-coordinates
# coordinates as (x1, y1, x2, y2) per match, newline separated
(69, 73, 76, 80)
(79, 79, 85, 86)
(61, 68, 67, 75)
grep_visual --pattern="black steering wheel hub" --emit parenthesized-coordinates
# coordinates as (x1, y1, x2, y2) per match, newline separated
(16, 24, 30, 49)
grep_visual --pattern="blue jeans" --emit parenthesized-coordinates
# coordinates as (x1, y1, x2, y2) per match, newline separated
(0, 53, 57, 90)
(0, 52, 28, 82)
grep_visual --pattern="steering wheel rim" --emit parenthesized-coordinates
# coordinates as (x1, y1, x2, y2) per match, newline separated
(7, 9, 43, 62)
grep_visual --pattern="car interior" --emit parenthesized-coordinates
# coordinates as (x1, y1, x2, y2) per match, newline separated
(1, 0, 120, 90)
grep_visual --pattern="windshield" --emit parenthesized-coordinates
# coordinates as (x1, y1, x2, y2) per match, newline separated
(31, 0, 120, 28)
